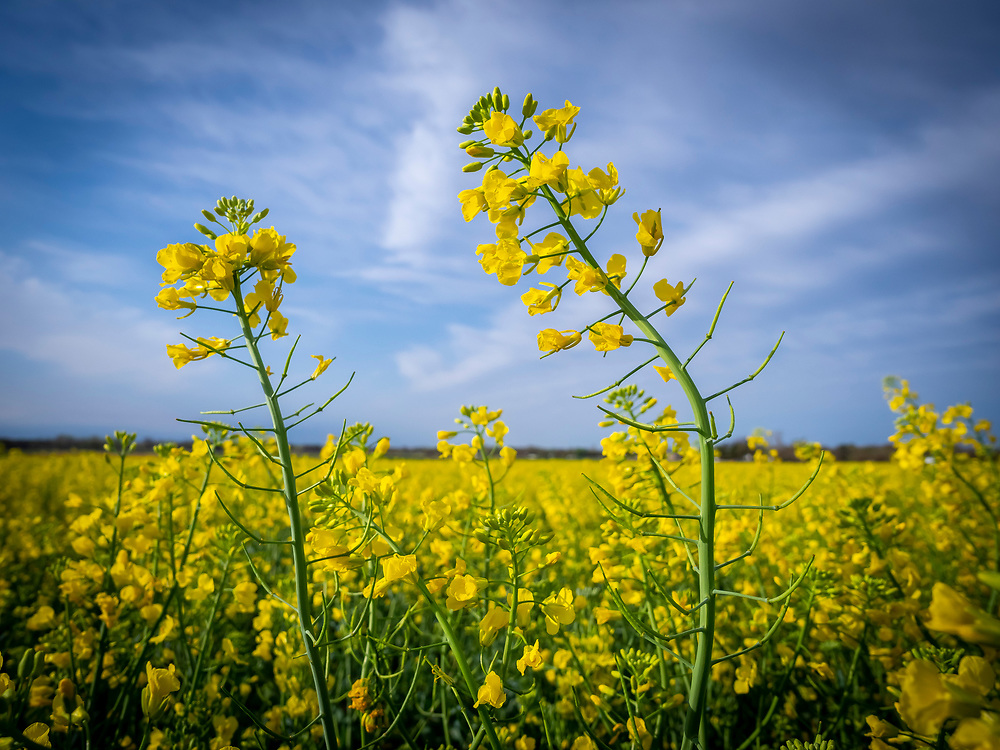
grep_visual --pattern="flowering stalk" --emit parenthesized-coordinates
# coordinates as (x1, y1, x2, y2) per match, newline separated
(457, 88, 820, 748)
(156, 197, 347, 750)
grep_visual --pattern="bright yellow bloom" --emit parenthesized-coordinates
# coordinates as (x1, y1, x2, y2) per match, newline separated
(565, 256, 606, 295)
(925, 582, 1000, 645)
(477, 239, 527, 286)
(633, 209, 663, 256)
(588, 323, 633, 352)
(154, 287, 197, 313)
(446, 574, 482, 611)
(473, 670, 506, 709)
(529, 150, 570, 188)
(382, 554, 417, 584)
(537, 329, 582, 353)
(541, 587, 576, 635)
(310, 355, 333, 380)
(627, 717, 653, 750)
(166, 337, 231, 369)
(517, 640, 543, 674)
(604, 254, 626, 290)
(533, 100, 580, 142)
(479, 606, 510, 647)
(482, 111, 524, 147)
(521, 284, 561, 315)
(526, 232, 569, 274)
(141, 662, 180, 720)
(654, 365, 674, 382)
(459, 187, 487, 221)
(653, 279, 686, 316)
(157, 242, 204, 284)
(500, 445, 517, 468)
(23, 723, 51, 748)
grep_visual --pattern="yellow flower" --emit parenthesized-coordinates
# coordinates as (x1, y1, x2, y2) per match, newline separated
(166, 337, 231, 369)
(141, 662, 180, 720)
(479, 606, 510, 647)
(526, 232, 569, 274)
(446, 574, 482, 611)
(458, 187, 488, 221)
(529, 150, 570, 188)
(533, 100, 580, 143)
(23, 723, 51, 748)
(157, 242, 204, 284)
(26, 605, 56, 631)
(633, 209, 663, 256)
(653, 365, 674, 383)
(521, 284, 561, 316)
(653, 279, 686, 316)
(925, 582, 1000, 645)
(627, 717, 653, 750)
(310, 355, 333, 380)
(348, 678, 371, 712)
(382, 554, 417, 584)
(588, 323, 633, 352)
(541, 587, 576, 635)
(482, 111, 524, 148)
(517, 640, 544, 674)
(473, 670, 506, 709)
(537, 329, 581, 353)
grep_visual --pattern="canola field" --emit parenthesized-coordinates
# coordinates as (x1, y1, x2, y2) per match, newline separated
(0, 382, 997, 750)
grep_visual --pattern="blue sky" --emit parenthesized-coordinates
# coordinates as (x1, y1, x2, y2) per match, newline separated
(2, 0, 998, 449)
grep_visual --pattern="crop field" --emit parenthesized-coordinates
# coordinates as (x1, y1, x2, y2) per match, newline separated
(0, 384, 997, 749)
(1, 87, 997, 750)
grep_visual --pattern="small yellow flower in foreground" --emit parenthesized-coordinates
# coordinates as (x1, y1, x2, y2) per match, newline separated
(446, 574, 482, 611)
(633, 209, 663, 256)
(310, 355, 333, 379)
(521, 284, 561, 316)
(594, 606, 621, 625)
(483, 111, 524, 148)
(653, 279, 686, 316)
(23, 723, 51, 748)
(473, 670, 506, 709)
(588, 323, 633, 352)
(141, 661, 180, 720)
(653, 364, 675, 382)
(479, 606, 510, 647)
(537, 329, 581, 353)
(517, 640, 543, 674)
(382, 554, 417, 584)
(541, 587, 576, 635)
(533, 100, 580, 142)
(925, 582, 1000, 645)
(627, 717, 653, 750)
(26, 605, 56, 631)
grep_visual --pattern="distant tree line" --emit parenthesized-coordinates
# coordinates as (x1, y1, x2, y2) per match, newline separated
(1, 434, 896, 461)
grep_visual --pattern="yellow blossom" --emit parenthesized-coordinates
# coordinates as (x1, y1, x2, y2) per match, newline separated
(473, 670, 506, 709)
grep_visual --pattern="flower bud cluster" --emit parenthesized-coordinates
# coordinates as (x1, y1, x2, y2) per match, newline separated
(457, 89, 688, 355)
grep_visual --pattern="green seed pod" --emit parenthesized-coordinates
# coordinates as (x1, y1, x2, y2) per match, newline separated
(462, 162, 483, 173)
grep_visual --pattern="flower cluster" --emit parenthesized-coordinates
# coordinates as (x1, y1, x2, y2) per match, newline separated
(156, 197, 297, 367)
(457, 88, 686, 354)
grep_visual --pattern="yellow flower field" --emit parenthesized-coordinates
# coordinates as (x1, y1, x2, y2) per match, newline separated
(0, 380, 996, 749)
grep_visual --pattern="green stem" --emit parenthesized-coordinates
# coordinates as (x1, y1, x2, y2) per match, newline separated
(232, 273, 338, 750)
(538, 182, 717, 749)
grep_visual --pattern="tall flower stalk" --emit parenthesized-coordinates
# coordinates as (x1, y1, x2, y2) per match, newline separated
(156, 197, 347, 749)
(456, 88, 822, 748)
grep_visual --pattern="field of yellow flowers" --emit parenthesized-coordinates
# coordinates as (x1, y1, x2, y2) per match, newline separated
(0, 379, 997, 750)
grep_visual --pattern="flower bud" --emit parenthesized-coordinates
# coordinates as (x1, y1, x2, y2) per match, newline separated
(462, 162, 484, 173)
(522, 94, 537, 118)
(194, 223, 217, 240)
(501, 94, 509, 111)
(458, 140, 476, 149)
(251, 207, 269, 223)
(457, 124, 475, 135)
(201, 209, 219, 224)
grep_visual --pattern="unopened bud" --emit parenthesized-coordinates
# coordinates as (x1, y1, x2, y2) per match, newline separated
(251, 207, 269, 223)
(501, 94, 509, 110)
(201, 209, 219, 224)
(522, 94, 537, 118)
(462, 162, 483, 173)
(457, 125, 475, 135)
(194, 223, 217, 240)
(458, 140, 476, 149)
